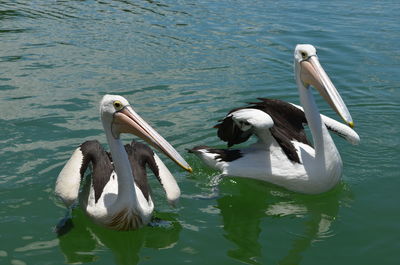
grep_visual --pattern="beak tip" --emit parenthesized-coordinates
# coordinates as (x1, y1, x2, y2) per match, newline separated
(186, 167, 193, 173)
(348, 121, 354, 128)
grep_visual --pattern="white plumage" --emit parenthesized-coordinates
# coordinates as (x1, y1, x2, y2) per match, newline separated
(190, 45, 359, 194)
(55, 95, 191, 230)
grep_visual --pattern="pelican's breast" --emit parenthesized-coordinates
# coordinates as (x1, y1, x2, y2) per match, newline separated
(106, 208, 144, 230)
(79, 171, 119, 220)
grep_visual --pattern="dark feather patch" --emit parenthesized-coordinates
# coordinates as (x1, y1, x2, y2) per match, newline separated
(124, 140, 159, 202)
(80, 140, 114, 203)
(214, 98, 312, 163)
(189, 145, 243, 162)
(214, 115, 252, 147)
(80, 140, 159, 204)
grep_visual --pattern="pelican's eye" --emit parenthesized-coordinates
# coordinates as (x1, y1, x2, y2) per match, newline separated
(113, 100, 123, 110)
(301, 52, 307, 59)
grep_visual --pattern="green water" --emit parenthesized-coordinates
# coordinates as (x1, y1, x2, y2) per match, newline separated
(1, 1, 399, 264)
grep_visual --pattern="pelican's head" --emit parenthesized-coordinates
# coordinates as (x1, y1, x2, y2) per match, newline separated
(100, 94, 192, 173)
(294, 44, 354, 128)
(230, 109, 274, 132)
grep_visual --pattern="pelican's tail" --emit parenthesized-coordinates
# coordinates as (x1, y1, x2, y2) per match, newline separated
(188, 146, 242, 171)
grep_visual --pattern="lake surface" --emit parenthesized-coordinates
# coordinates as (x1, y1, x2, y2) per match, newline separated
(1, 0, 399, 264)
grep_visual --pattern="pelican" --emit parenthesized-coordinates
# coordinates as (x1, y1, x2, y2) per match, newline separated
(189, 44, 360, 194)
(55, 95, 192, 230)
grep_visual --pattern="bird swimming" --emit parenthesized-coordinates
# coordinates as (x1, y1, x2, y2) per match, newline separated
(189, 44, 360, 194)
(55, 95, 192, 230)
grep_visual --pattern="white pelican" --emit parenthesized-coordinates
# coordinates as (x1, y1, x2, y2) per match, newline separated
(189, 44, 360, 194)
(55, 95, 192, 230)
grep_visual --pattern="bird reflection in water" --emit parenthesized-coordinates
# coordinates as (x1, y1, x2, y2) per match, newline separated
(57, 208, 181, 265)
(216, 178, 352, 265)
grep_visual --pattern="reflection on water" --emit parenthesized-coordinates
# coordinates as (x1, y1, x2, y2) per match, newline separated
(58, 209, 181, 265)
(217, 178, 352, 265)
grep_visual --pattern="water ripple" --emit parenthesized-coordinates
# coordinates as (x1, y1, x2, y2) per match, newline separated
(0, 0, 399, 264)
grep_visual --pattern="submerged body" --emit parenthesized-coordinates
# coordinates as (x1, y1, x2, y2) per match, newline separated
(190, 45, 359, 194)
(192, 119, 343, 194)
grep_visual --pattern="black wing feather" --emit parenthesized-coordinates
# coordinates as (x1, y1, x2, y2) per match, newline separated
(80, 140, 114, 203)
(214, 98, 311, 164)
(214, 115, 252, 147)
(79, 140, 160, 203)
(124, 140, 159, 202)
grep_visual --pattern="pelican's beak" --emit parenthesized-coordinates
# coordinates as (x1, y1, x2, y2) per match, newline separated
(300, 56, 354, 128)
(112, 106, 192, 173)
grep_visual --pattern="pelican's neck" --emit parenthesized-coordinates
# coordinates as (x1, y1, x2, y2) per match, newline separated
(104, 124, 137, 206)
(295, 65, 336, 162)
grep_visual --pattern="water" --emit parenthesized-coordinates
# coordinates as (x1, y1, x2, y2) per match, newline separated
(1, 0, 399, 264)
